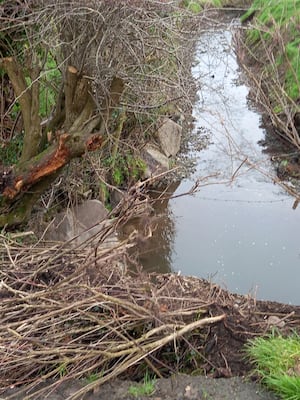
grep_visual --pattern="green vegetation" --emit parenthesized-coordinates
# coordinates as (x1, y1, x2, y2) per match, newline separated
(84, 371, 103, 384)
(39, 53, 61, 118)
(242, 0, 300, 103)
(128, 371, 156, 398)
(0, 133, 23, 165)
(181, 0, 225, 13)
(56, 362, 68, 379)
(104, 153, 146, 187)
(246, 332, 300, 400)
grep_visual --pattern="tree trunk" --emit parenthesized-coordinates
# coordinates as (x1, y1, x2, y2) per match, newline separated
(1, 57, 42, 163)
(2, 130, 103, 200)
(0, 70, 125, 227)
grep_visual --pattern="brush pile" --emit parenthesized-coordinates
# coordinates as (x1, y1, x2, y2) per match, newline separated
(1, 223, 300, 399)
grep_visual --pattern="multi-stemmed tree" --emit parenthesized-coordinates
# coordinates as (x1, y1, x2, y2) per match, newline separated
(0, 0, 195, 227)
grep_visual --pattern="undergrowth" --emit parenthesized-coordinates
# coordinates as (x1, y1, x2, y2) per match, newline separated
(242, 0, 300, 103)
(181, 0, 237, 14)
(104, 152, 146, 187)
(128, 371, 156, 398)
(246, 331, 300, 400)
(0, 132, 23, 165)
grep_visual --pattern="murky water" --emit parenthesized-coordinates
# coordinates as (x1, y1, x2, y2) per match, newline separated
(139, 22, 300, 305)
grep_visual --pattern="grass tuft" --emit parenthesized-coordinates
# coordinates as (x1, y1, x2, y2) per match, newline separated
(246, 331, 300, 400)
(128, 371, 156, 398)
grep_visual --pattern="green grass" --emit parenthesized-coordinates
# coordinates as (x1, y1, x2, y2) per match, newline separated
(245, 332, 300, 400)
(84, 371, 104, 384)
(242, 0, 300, 102)
(242, 0, 300, 24)
(128, 371, 156, 398)
(0, 132, 24, 165)
(181, 0, 226, 14)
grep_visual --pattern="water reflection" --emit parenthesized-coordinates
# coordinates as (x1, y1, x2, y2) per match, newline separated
(121, 181, 179, 273)
(138, 182, 180, 273)
(139, 24, 300, 305)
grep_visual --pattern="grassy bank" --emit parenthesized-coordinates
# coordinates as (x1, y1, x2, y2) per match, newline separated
(240, 0, 300, 148)
(183, 0, 252, 13)
(246, 332, 300, 400)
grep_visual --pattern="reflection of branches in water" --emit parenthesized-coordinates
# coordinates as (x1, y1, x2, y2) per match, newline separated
(137, 182, 180, 274)
(136, 177, 225, 273)
(192, 23, 300, 204)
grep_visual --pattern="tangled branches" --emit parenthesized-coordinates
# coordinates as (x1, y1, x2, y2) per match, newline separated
(0, 0, 200, 227)
(1, 218, 300, 399)
(0, 233, 226, 399)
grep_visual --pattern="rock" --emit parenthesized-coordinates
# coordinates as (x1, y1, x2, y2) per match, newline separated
(45, 199, 118, 248)
(142, 144, 170, 179)
(110, 188, 125, 208)
(266, 315, 285, 328)
(72, 199, 108, 228)
(157, 117, 182, 157)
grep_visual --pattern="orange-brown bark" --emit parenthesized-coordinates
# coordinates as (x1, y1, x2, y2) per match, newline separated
(2, 132, 103, 200)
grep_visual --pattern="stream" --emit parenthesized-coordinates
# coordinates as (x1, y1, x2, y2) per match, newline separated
(139, 19, 300, 305)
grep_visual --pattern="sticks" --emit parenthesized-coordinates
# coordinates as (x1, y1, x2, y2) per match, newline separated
(0, 228, 228, 399)
(69, 314, 226, 400)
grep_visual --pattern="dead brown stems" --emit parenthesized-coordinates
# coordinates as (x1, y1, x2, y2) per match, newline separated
(235, 24, 300, 150)
(0, 227, 226, 399)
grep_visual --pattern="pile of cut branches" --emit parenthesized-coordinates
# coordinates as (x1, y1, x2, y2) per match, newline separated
(1, 225, 300, 399)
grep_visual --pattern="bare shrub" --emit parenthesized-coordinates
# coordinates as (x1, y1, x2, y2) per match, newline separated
(236, 11, 300, 149)
(0, 0, 199, 226)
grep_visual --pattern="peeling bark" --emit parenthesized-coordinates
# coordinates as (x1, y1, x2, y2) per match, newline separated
(0, 70, 125, 227)
(0, 176, 59, 228)
(2, 131, 103, 200)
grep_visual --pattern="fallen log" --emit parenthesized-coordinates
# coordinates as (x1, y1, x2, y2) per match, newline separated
(1, 130, 103, 200)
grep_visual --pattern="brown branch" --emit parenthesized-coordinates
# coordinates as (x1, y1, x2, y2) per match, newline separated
(64, 65, 79, 129)
(2, 131, 103, 200)
(99, 77, 125, 135)
(64, 66, 92, 131)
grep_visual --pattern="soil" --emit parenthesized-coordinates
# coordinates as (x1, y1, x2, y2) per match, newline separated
(4, 375, 279, 400)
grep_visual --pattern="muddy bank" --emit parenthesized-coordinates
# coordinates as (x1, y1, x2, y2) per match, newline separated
(236, 1, 300, 184)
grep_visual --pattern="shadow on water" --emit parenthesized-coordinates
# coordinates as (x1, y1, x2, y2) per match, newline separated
(138, 20, 300, 305)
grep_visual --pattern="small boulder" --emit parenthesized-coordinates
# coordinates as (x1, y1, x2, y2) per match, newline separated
(142, 144, 170, 178)
(45, 199, 117, 247)
(157, 117, 182, 157)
